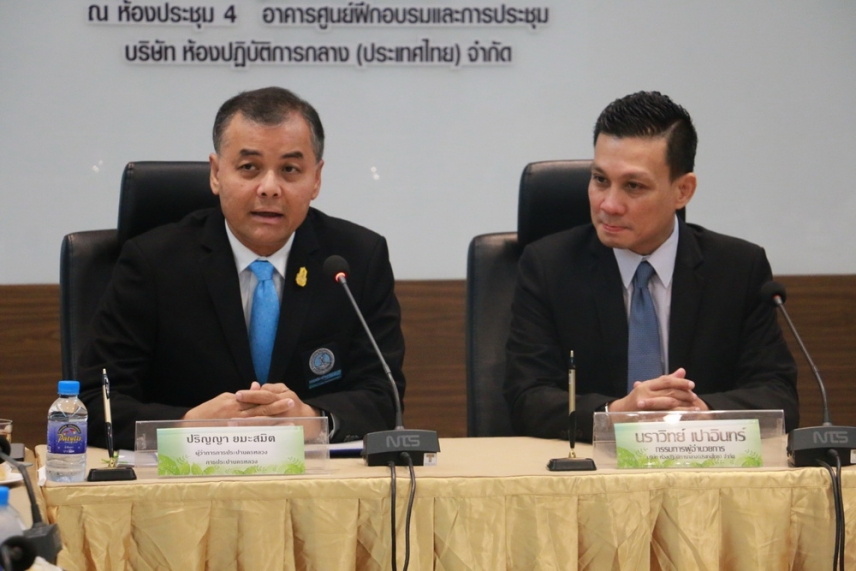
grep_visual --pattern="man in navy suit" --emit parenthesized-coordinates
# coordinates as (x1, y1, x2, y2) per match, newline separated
(505, 91, 798, 441)
(80, 87, 405, 448)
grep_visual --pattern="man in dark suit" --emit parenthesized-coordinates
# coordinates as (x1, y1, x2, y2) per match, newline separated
(80, 87, 404, 449)
(505, 91, 798, 442)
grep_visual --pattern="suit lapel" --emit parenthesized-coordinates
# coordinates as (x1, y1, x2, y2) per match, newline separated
(589, 235, 629, 393)
(267, 215, 320, 385)
(199, 210, 257, 384)
(668, 221, 704, 371)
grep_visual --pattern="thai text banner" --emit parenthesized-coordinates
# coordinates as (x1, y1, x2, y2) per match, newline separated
(614, 419, 763, 469)
(156, 425, 306, 476)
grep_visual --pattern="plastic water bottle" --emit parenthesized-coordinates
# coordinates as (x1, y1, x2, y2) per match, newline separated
(0, 487, 25, 544)
(46, 380, 88, 483)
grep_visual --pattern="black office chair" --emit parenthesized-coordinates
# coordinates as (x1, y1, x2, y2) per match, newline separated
(465, 159, 689, 437)
(465, 160, 593, 437)
(60, 161, 218, 380)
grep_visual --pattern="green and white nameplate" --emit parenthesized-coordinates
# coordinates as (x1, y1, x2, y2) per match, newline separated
(156, 425, 305, 476)
(615, 419, 763, 469)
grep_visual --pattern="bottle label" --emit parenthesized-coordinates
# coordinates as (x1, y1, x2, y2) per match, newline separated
(47, 421, 87, 454)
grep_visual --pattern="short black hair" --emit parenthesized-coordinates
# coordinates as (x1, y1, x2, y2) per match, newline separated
(212, 87, 324, 161)
(593, 91, 697, 180)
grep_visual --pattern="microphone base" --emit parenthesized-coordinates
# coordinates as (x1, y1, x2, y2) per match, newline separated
(87, 466, 137, 481)
(22, 523, 62, 565)
(787, 425, 856, 467)
(363, 429, 440, 466)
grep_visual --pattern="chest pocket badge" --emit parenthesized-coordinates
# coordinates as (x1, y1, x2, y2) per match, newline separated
(307, 346, 342, 389)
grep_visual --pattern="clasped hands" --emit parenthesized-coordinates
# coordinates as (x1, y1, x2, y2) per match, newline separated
(607, 368, 711, 413)
(183, 382, 319, 420)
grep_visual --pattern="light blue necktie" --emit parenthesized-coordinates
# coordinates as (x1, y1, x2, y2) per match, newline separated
(627, 260, 663, 392)
(249, 260, 280, 384)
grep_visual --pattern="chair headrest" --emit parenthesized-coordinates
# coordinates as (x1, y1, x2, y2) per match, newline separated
(517, 160, 592, 249)
(517, 159, 686, 249)
(117, 161, 219, 246)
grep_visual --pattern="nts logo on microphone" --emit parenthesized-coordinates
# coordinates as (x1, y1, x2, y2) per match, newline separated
(385, 434, 422, 448)
(813, 431, 850, 445)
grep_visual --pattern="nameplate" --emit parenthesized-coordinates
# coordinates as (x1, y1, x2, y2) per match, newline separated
(614, 419, 763, 469)
(156, 425, 305, 477)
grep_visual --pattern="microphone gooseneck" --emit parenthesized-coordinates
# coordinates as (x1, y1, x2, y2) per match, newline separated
(323, 255, 439, 469)
(323, 255, 404, 430)
(0, 437, 41, 527)
(761, 282, 852, 566)
(325, 254, 434, 571)
(761, 280, 831, 426)
(0, 437, 62, 563)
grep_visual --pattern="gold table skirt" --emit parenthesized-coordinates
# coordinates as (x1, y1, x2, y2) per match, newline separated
(38, 437, 852, 570)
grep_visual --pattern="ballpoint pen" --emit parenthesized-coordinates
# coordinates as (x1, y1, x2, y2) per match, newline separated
(87, 370, 136, 480)
(568, 351, 576, 459)
(547, 350, 595, 471)
(102, 368, 116, 468)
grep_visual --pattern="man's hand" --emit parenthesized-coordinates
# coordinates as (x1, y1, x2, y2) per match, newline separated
(182, 382, 321, 420)
(182, 392, 248, 420)
(235, 383, 320, 418)
(608, 368, 710, 413)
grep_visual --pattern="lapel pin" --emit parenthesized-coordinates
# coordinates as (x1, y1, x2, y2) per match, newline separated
(296, 267, 308, 287)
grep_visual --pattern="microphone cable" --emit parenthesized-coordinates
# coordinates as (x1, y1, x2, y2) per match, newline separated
(388, 461, 398, 571)
(832, 451, 845, 571)
(819, 449, 845, 571)
(387, 452, 417, 571)
(402, 452, 416, 571)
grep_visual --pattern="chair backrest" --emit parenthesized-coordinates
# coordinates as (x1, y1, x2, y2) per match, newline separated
(60, 161, 217, 380)
(60, 229, 120, 380)
(517, 160, 593, 248)
(465, 231, 520, 436)
(466, 160, 593, 436)
(118, 161, 217, 245)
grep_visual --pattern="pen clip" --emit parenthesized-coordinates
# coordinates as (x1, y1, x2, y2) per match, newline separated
(102, 369, 110, 399)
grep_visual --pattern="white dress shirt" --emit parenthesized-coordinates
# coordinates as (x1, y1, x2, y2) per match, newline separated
(223, 223, 335, 433)
(223, 221, 293, 329)
(612, 215, 680, 374)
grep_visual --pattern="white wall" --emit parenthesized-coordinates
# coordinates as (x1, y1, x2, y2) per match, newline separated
(2, 1, 855, 284)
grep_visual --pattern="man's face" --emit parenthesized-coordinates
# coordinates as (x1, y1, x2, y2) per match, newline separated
(210, 112, 323, 256)
(588, 135, 695, 255)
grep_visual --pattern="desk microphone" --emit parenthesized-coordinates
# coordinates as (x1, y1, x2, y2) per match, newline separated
(0, 535, 36, 571)
(761, 281, 856, 466)
(323, 255, 440, 466)
(0, 437, 62, 565)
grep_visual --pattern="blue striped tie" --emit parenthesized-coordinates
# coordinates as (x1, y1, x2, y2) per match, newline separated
(627, 260, 663, 392)
(249, 260, 280, 384)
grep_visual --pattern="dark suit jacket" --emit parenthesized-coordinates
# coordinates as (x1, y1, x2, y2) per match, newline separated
(504, 220, 799, 442)
(79, 207, 405, 449)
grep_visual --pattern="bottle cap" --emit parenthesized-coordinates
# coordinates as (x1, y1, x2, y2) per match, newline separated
(0, 486, 8, 506)
(57, 380, 80, 396)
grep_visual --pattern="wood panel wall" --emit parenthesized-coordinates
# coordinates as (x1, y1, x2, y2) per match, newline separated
(1, 277, 853, 449)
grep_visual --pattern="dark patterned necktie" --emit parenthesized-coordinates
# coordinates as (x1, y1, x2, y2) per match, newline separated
(627, 260, 663, 392)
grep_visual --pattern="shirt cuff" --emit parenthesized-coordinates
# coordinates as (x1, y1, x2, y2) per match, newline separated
(319, 409, 338, 439)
